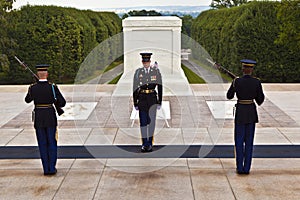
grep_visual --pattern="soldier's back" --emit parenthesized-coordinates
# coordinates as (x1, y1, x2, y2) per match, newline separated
(30, 81, 57, 128)
(30, 82, 54, 104)
(235, 75, 261, 100)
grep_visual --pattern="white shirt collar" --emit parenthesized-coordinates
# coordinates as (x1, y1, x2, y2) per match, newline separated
(39, 79, 47, 82)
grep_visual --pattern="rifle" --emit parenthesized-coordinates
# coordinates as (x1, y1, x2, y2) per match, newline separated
(206, 58, 237, 79)
(14, 56, 39, 81)
(14, 56, 64, 116)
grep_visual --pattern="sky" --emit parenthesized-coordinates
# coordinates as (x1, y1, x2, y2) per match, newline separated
(13, 0, 212, 10)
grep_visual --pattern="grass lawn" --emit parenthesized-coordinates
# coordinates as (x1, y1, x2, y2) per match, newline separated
(104, 61, 123, 72)
(181, 64, 206, 84)
(108, 73, 123, 84)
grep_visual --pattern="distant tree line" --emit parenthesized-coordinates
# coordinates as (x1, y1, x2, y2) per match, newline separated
(0, 4, 122, 84)
(122, 10, 162, 18)
(210, 0, 248, 9)
(191, 0, 300, 82)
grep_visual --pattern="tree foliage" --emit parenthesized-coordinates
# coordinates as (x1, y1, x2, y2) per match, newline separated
(192, 1, 300, 82)
(181, 15, 194, 37)
(0, 0, 16, 78)
(1, 5, 122, 84)
(127, 10, 162, 17)
(0, 0, 15, 12)
(210, 0, 248, 9)
(275, 0, 300, 54)
(122, 10, 162, 19)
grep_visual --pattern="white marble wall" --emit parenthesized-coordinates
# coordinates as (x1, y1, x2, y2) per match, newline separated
(114, 16, 192, 96)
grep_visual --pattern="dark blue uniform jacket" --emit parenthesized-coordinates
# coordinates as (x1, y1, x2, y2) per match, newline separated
(227, 75, 265, 124)
(25, 81, 66, 128)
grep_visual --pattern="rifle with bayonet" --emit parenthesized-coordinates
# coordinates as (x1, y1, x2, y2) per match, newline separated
(14, 56, 64, 116)
(206, 58, 237, 79)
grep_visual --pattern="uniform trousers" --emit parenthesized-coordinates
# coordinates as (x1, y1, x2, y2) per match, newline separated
(234, 123, 255, 173)
(35, 127, 57, 174)
(139, 105, 157, 146)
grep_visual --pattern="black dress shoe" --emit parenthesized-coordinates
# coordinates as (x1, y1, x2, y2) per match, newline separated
(44, 169, 57, 176)
(146, 145, 152, 152)
(236, 169, 250, 175)
(141, 146, 147, 152)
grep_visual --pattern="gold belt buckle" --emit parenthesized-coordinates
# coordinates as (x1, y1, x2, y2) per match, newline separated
(141, 89, 153, 94)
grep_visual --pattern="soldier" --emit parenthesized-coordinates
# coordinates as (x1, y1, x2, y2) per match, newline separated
(133, 53, 163, 152)
(227, 59, 265, 175)
(25, 64, 66, 175)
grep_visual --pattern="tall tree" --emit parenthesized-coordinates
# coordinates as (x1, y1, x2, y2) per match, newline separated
(181, 15, 194, 36)
(275, 0, 300, 54)
(127, 10, 162, 16)
(45, 13, 83, 83)
(0, 0, 15, 75)
(210, 0, 248, 9)
(0, 0, 14, 11)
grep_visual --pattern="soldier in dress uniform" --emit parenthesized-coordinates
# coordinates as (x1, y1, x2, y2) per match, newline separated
(227, 59, 265, 175)
(25, 64, 66, 175)
(133, 53, 163, 152)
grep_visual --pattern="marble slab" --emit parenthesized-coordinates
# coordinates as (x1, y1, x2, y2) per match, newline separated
(58, 102, 97, 120)
(206, 100, 236, 119)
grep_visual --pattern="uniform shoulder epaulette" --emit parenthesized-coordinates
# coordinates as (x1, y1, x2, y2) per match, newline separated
(135, 67, 142, 73)
(30, 82, 37, 87)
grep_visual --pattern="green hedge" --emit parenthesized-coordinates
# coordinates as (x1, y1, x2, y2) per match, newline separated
(191, 1, 300, 82)
(3, 5, 122, 84)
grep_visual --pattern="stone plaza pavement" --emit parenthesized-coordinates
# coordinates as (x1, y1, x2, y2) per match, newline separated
(0, 84, 300, 200)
